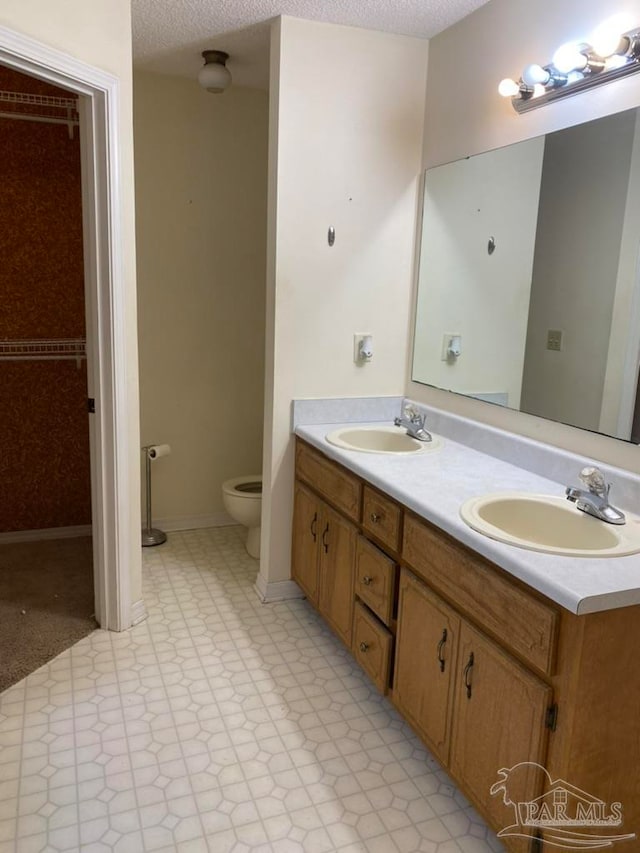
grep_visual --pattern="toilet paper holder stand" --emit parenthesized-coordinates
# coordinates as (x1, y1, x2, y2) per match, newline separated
(141, 444, 170, 547)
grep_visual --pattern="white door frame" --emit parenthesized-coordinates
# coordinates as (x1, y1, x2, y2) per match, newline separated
(0, 27, 136, 631)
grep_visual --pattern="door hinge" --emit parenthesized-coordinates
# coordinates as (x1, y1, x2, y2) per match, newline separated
(88, 398, 95, 414)
(545, 703, 558, 731)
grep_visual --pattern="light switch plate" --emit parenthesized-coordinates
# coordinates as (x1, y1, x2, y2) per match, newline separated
(547, 329, 563, 351)
(354, 333, 372, 363)
(441, 333, 461, 360)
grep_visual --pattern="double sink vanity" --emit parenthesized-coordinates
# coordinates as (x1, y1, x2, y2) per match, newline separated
(291, 400, 640, 851)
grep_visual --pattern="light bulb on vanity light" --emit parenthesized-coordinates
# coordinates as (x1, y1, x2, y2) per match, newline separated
(498, 77, 521, 97)
(522, 63, 550, 85)
(592, 30, 629, 58)
(605, 54, 630, 70)
(591, 16, 633, 57)
(553, 42, 588, 73)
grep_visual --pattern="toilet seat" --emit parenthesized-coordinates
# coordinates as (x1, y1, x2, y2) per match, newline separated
(222, 476, 262, 497)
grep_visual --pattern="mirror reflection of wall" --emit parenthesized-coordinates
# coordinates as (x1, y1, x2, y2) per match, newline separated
(412, 108, 640, 444)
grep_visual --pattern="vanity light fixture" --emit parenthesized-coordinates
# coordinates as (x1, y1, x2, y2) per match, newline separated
(198, 50, 231, 94)
(499, 21, 640, 113)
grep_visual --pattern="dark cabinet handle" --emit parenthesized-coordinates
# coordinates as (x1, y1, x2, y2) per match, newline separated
(437, 628, 447, 673)
(322, 523, 329, 553)
(359, 642, 369, 653)
(362, 575, 373, 586)
(310, 512, 318, 542)
(463, 652, 474, 699)
(370, 512, 383, 524)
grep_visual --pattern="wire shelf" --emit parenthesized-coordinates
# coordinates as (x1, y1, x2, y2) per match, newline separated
(0, 338, 86, 362)
(0, 90, 79, 136)
(0, 91, 78, 111)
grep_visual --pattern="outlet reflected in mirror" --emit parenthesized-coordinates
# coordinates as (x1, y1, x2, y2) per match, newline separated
(412, 108, 640, 444)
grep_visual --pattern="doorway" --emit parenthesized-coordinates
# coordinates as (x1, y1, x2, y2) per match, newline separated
(0, 25, 142, 643)
(0, 65, 96, 691)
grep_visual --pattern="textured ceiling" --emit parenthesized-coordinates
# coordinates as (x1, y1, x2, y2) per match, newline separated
(132, 0, 491, 90)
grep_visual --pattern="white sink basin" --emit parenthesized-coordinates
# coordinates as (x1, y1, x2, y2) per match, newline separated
(460, 492, 640, 557)
(325, 425, 442, 455)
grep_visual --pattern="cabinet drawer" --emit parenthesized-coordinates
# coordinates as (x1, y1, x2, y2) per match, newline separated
(355, 536, 396, 625)
(296, 441, 361, 522)
(362, 486, 402, 552)
(403, 514, 558, 675)
(353, 601, 393, 694)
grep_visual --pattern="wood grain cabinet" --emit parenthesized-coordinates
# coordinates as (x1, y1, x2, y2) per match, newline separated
(291, 482, 322, 606)
(292, 438, 640, 852)
(450, 622, 551, 846)
(352, 601, 393, 693)
(394, 569, 460, 765)
(354, 535, 396, 625)
(394, 564, 552, 851)
(292, 445, 360, 646)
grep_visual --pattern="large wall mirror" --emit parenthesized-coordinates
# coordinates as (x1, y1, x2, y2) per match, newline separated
(412, 108, 640, 444)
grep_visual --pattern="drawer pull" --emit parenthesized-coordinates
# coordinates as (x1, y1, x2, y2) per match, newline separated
(310, 512, 318, 542)
(322, 523, 329, 553)
(463, 652, 474, 699)
(362, 575, 373, 586)
(437, 628, 448, 673)
(359, 642, 369, 653)
(370, 512, 383, 524)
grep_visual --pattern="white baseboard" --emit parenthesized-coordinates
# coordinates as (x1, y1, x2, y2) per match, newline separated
(0, 524, 92, 544)
(144, 512, 235, 532)
(254, 572, 305, 604)
(130, 598, 148, 627)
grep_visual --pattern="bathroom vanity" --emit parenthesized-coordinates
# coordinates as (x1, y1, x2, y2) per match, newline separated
(291, 425, 640, 852)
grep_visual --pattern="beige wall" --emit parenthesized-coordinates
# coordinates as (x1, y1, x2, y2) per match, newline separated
(135, 72, 268, 524)
(521, 112, 635, 430)
(601, 110, 640, 438)
(262, 17, 428, 585)
(0, 2, 142, 603)
(409, 0, 640, 474)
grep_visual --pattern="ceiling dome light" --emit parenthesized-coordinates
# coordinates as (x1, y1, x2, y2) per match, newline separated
(198, 50, 231, 94)
(553, 43, 588, 73)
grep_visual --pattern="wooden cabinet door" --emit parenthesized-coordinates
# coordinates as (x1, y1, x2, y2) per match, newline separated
(318, 503, 356, 646)
(450, 621, 551, 845)
(291, 482, 320, 605)
(393, 569, 460, 765)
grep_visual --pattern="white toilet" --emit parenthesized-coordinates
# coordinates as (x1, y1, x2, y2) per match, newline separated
(222, 475, 262, 558)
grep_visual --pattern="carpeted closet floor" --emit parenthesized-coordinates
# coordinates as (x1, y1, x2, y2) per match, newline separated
(0, 535, 96, 693)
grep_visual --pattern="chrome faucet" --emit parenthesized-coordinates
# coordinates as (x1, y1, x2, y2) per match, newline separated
(565, 466, 626, 525)
(394, 405, 433, 442)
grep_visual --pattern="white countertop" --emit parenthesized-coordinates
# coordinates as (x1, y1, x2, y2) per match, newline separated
(295, 422, 640, 615)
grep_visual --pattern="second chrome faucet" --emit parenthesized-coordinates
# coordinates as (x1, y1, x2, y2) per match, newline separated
(566, 466, 626, 525)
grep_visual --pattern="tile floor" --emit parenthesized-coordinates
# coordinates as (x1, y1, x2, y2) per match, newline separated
(0, 527, 503, 853)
